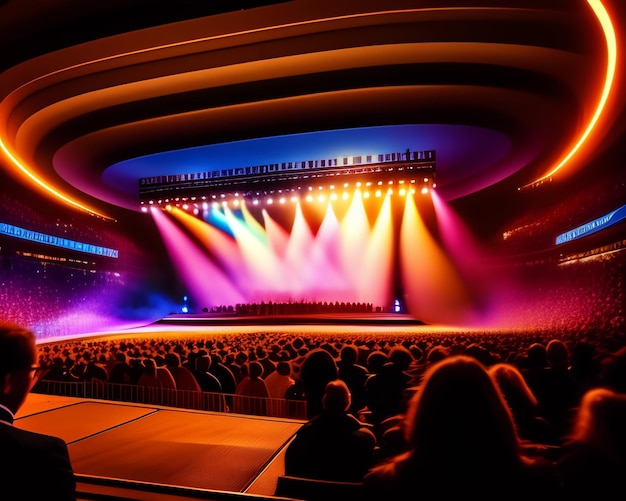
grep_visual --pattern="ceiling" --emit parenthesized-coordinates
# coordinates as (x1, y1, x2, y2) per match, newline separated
(0, 0, 624, 224)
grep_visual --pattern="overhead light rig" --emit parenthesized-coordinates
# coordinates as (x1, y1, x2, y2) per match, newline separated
(139, 149, 436, 212)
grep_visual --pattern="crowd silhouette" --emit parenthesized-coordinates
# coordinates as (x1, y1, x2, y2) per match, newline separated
(30, 323, 626, 498)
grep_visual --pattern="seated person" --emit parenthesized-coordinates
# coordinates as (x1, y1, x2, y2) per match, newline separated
(0, 322, 76, 500)
(284, 379, 377, 482)
(363, 355, 560, 499)
(558, 387, 626, 498)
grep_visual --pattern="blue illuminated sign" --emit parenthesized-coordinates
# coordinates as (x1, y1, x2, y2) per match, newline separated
(555, 204, 626, 245)
(0, 222, 118, 258)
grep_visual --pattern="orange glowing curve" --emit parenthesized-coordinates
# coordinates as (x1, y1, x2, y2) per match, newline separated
(524, 0, 617, 188)
(0, 139, 116, 221)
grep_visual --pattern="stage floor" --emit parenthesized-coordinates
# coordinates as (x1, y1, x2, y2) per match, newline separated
(157, 311, 425, 326)
(16, 393, 303, 496)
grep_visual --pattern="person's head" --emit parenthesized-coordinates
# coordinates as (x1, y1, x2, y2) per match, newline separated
(276, 361, 291, 377)
(488, 362, 538, 419)
(249, 361, 264, 379)
(0, 322, 39, 414)
(526, 343, 547, 368)
(322, 379, 351, 414)
(465, 343, 493, 367)
(340, 345, 359, 365)
(601, 346, 626, 393)
(366, 351, 389, 373)
(195, 355, 211, 372)
(388, 345, 414, 370)
(546, 339, 570, 370)
(566, 387, 626, 463)
(404, 355, 521, 469)
(142, 357, 157, 375)
(164, 352, 181, 368)
(426, 345, 449, 364)
(300, 348, 338, 382)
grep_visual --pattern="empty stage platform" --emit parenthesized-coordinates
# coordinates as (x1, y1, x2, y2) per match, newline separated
(16, 393, 305, 498)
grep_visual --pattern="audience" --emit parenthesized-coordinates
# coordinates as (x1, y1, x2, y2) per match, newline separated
(298, 348, 339, 419)
(362, 355, 560, 499)
(234, 361, 270, 415)
(337, 344, 369, 415)
(488, 362, 560, 447)
(533, 339, 583, 441)
(284, 379, 377, 482)
(192, 355, 223, 393)
(0, 322, 76, 500)
(557, 387, 626, 498)
(164, 352, 201, 392)
(136, 358, 162, 388)
(265, 360, 295, 399)
(363, 345, 414, 432)
(21, 320, 626, 498)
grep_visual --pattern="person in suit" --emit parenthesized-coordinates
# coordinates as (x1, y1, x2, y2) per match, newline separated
(0, 321, 76, 500)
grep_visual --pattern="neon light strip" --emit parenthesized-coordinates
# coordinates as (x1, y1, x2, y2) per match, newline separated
(525, 0, 617, 187)
(0, 140, 114, 220)
(0, 221, 119, 257)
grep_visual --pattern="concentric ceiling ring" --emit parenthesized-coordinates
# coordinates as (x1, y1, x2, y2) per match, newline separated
(0, 0, 618, 220)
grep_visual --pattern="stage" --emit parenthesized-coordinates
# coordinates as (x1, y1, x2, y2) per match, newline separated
(156, 312, 425, 327)
(17, 393, 304, 498)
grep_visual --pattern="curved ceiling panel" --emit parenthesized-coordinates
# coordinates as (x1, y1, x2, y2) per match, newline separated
(0, 0, 620, 220)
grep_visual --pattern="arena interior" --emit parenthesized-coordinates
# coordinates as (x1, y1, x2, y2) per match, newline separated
(1, 1, 625, 500)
